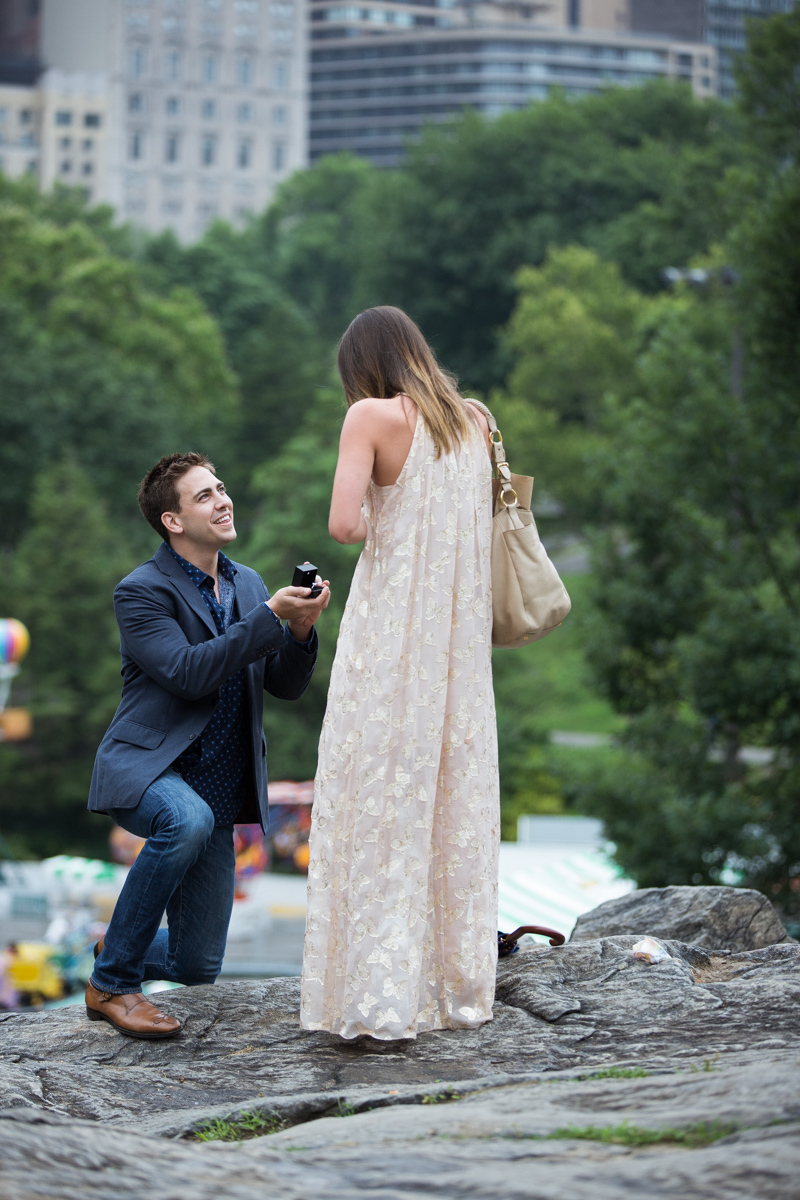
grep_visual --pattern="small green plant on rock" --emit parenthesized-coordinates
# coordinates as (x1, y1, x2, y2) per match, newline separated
(194, 1109, 288, 1142)
(689, 1055, 720, 1074)
(576, 1067, 649, 1081)
(422, 1087, 463, 1105)
(549, 1120, 738, 1148)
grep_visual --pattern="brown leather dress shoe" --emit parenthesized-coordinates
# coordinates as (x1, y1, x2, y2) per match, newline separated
(85, 981, 181, 1039)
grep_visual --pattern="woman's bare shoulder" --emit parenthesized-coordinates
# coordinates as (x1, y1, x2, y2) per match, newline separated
(342, 396, 415, 433)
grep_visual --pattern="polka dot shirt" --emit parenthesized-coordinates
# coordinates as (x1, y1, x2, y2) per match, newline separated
(168, 547, 271, 826)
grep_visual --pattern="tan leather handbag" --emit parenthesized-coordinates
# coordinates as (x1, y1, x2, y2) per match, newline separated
(469, 400, 571, 649)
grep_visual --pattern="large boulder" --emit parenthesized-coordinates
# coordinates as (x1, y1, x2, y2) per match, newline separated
(569, 885, 793, 951)
(1, 893, 799, 1198)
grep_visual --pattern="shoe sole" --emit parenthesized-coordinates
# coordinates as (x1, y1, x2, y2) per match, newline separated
(86, 1005, 182, 1040)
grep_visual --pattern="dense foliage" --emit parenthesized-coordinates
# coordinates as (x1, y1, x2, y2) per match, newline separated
(573, 10, 800, 914)
(1, 11, 797, 918)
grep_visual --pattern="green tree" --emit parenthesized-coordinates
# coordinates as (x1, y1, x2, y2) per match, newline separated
(363, 82, 741, 390)
(140, 220, 325, 489)
(736, 5, 800, 162)
(257, 152, 377, 343)
(0, 205, 237, 547)
(1, 463, 132, 858)
(494, 245, 650, 522)
(579, 231, 800, 910)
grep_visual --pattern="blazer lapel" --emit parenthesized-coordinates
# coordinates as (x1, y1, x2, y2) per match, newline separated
(232, 561, 259, 622)
(154, 543, 218, 637)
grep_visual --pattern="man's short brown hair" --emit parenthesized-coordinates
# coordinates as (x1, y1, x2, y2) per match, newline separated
(138, 452, 215, 542)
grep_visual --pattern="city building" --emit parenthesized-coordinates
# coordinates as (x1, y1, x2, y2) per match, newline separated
(309, 0, 718, 165)
(625, 1, 797, 99)
(0, 0, 308, 240)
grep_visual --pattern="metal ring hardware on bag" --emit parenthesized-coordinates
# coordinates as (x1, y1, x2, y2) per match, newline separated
(499, 486, 519, 508)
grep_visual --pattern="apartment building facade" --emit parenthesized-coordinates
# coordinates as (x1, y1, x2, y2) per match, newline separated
(309, 0, 718, 165)
(0, 0, 308, 240)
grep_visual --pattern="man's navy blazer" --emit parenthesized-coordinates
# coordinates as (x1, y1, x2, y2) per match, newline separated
(87, 542, 317, 827)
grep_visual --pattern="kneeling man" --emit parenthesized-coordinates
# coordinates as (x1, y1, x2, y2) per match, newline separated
(86, 453, 329, 1038)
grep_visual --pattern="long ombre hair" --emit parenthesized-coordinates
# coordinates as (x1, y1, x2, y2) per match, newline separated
(337, 306, 473, 457)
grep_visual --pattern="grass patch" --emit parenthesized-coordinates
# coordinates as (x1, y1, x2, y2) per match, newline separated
(194, 1109, 288, 1143)
(422, 1087, 463, 1105)
(575, 1067, 649, 1081)
(548, 1120, 738, 1148)
(334, 1099, 357, 1118)
(689, 1056, 719, 1073)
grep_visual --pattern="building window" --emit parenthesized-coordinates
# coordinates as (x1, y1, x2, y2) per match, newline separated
(129, 92, 144, 113)
(83, 138, 94, 151)
(84, 113, 101, 128)
(165, 50, 182, 82)
(201, 134, 216, 165)
(129, 46, 146, 79)
(129, 130, 143, 160)
(19, 108, 32, 124)
(202, 54, 218, 83)
(82, 162, 94, 176)
(273, 60, 289, 89)
(60, 160, 71, 173)
(237, 56, 253, 86)
(202, 98, 217, 120)
(59, 136, 72, 150)
(166, 133, 181, 163)
(237, 138, 252, 167)
(166, 95, 181, 116)
(273, 141, 285, 171)
(55, 111, 72, 126)
(237, 102, 253, 122)
(272, 104, 287, 124)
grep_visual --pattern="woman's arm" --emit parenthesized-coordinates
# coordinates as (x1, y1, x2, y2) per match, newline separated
(329, 403, 377, 544)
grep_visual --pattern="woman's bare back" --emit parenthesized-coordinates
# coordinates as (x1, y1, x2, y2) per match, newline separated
(371, 395, 491, 487)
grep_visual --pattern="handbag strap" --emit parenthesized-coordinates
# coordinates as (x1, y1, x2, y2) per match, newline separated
(466, 398, 519, 509)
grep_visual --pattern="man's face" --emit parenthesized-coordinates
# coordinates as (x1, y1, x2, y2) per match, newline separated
(163, 466, 236, 550)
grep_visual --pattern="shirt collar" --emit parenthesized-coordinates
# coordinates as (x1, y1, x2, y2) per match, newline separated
(167, 544, 237, 589)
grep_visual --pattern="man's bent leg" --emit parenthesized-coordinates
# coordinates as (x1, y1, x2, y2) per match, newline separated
(143, 823, 235, 986)
(91, 770, 214, 995)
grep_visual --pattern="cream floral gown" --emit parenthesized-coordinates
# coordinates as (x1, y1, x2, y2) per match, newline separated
(300, 408, 500, 1040)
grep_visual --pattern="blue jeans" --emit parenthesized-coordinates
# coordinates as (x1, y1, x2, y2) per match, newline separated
(91, 769, 235, 995)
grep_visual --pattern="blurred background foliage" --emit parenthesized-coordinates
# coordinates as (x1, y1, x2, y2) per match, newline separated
(1, 10, 799, 918)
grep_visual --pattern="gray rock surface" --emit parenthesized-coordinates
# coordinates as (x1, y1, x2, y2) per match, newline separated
(1, 895, 800, 1197)
(570, 885, 792, 951)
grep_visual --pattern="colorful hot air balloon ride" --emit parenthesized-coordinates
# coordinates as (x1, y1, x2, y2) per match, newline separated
(0, 619, 32, 740)
(0, 618, 30, 666)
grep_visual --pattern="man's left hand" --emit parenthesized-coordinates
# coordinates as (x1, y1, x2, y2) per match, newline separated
(287, 577, 331, 642)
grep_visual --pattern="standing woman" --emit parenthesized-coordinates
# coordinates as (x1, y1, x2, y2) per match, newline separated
(301, 306, 499, 1041)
